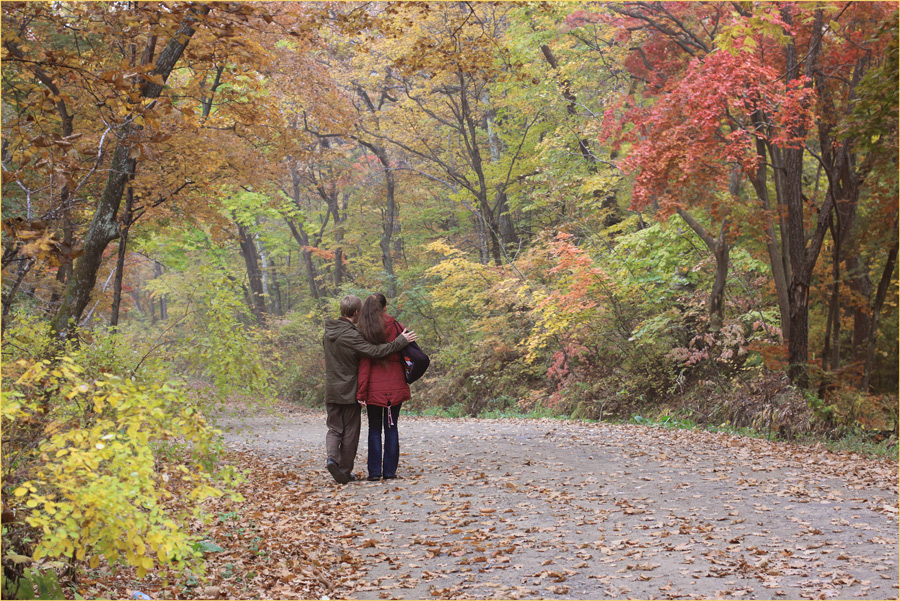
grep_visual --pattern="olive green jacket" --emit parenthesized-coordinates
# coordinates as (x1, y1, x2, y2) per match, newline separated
(322, 317, 409, 405)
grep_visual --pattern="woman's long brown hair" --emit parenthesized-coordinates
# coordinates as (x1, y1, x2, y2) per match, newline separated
(358, 294, 387, 344)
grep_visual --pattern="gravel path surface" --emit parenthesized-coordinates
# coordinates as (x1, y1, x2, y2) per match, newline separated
(219, 408, 898, 600)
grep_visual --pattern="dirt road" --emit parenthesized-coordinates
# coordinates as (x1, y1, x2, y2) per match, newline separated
(220, 408, 898, 600)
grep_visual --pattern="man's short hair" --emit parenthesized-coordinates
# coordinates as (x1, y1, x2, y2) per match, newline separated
(340, 294, 362, 318)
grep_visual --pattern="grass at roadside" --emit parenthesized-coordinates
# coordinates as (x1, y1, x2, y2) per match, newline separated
(406, 401, 899, 462)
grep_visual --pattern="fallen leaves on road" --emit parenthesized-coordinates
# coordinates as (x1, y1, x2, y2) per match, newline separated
(84, 411, 898, 600)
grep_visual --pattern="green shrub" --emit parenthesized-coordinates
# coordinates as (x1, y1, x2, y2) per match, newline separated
(265, 312, 326, 405)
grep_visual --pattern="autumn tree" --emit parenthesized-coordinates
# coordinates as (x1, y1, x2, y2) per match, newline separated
(598, 1, 897, 387)
(337, 3, 541, 266)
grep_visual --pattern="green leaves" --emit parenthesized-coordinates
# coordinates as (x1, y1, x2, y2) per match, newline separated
(1, 567, 63, 600)
(194, 540, 226, 554)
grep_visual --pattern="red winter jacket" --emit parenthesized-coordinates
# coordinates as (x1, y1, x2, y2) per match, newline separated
(357, 314, 411, 407)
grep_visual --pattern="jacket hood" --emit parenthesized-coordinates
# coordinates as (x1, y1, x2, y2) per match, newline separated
(324, 318, 356, 343)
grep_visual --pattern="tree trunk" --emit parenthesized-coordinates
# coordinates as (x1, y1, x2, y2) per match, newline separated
(48, 4, 210, 338)
(270, 262, 284, 316)
(286, 218, 322, 302)
(49, 139, 134, 335)
(152, 261, 167, 321)
(496, 190, 517, 249)
(821, 216, 841, 376)
(861, 237, 898, 391)
(352, 89, 400, 297)
(128, 287, 143, 314)
(285, 166, 323, 302)
(49, 213, 75, 311)
(334, 247, 344, 289)
(475, 212, 490, 266)
(254, 229, 271, 306)
(109, 240, 128, 328)
(458, 71, 502, 267)
(781, 7, 829, 387)
(110, 185, 136, 329)
(236, 220, 266, 325)
(368, 143, 398, 298)
(784, 150, 811, 388)
(812, 39, 869, 367)
(676, 209, 729, 332)
(750, 112, 791, 338)
(1, 259, 35, 333)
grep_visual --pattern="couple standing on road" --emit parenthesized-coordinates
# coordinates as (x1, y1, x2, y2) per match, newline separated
(322, 293, 417, 484)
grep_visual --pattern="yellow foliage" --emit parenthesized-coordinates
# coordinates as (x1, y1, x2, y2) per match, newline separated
(2, 355, 236, 573)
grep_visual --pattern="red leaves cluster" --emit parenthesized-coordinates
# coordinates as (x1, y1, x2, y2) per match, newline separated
(607, 45, 812, 216)
(601, 2, 895, 219)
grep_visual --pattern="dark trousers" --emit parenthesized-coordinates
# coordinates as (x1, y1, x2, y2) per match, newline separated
(366, 404, 401, 478)
(325, 402, 362, 474)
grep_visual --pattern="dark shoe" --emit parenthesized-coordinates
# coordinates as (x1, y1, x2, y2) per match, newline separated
(383, 475, 397, 480)
(347, 472, 360, 482)
(367, 475, 381, 481)
(327, 459, 349, 484)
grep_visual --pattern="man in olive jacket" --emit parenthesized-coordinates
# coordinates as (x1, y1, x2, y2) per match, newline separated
(323, 294, 416, 484)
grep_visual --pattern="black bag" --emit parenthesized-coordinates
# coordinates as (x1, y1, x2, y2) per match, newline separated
(402, 341, 430, 384)
(394, 320, 430, 384)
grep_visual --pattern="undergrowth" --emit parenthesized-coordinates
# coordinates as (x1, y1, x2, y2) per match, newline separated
(401, 392, 898, 462)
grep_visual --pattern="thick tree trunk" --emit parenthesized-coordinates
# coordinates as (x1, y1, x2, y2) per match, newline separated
(49, 140, 134, 335)
(48, 4, 210, 337)
(781, 7, 829, 387)
(784, 142, 812, 387)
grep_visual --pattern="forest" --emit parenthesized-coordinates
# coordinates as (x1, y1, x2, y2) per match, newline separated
(1, 1, 898, 599)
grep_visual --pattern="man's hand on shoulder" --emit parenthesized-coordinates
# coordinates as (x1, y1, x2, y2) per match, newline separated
(401, 329, 417, 343)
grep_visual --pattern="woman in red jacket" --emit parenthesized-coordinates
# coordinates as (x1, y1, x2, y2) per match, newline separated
(357, 293, 411, 480)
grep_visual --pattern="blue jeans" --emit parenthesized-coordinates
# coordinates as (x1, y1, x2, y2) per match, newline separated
(367, 404, 401, 478)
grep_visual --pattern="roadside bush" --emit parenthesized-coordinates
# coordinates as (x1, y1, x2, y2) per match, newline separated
(1, 354, 242, 580)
